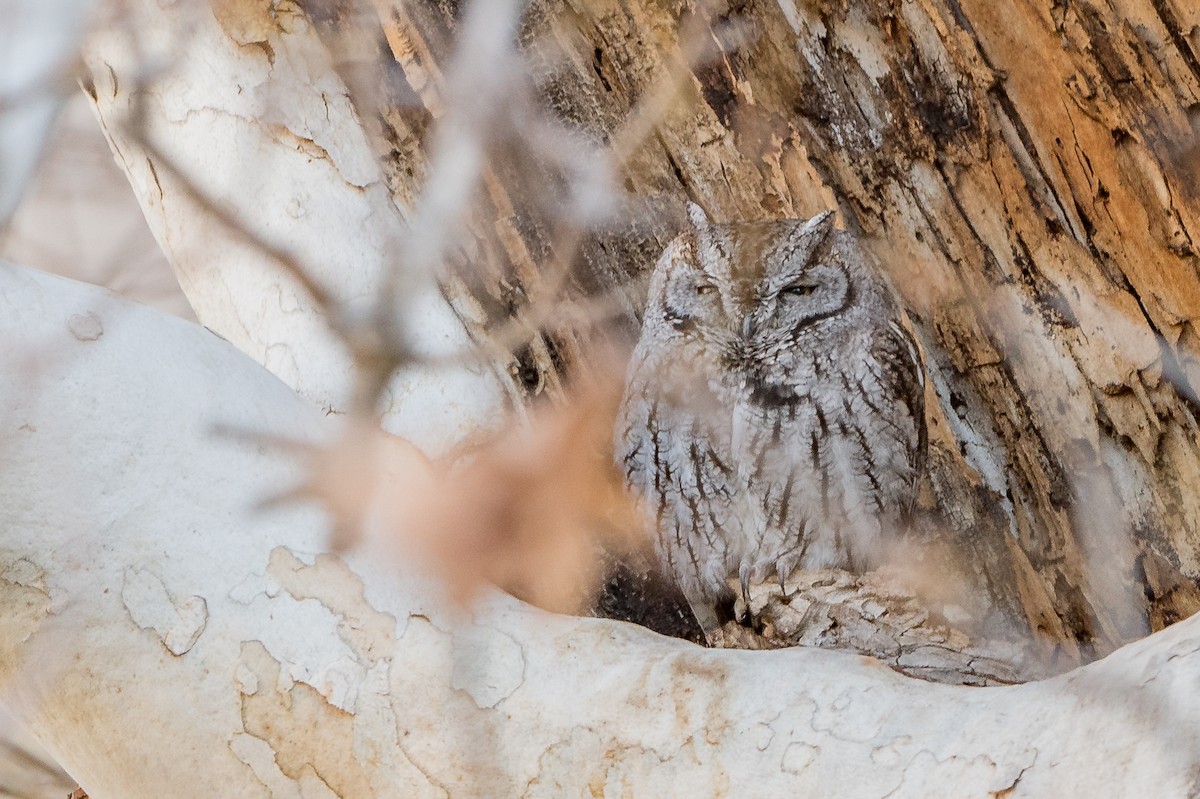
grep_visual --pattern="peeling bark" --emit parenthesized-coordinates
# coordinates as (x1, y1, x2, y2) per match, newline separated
(82, 0, 509, 457)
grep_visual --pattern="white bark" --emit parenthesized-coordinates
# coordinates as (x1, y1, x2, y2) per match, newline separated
(80, 0, 507, 456)
(2, 260, 1199, 797)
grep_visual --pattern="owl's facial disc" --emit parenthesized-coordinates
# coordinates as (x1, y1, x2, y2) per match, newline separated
(774, 263, 853, 336)
(658, 258, 723, 335)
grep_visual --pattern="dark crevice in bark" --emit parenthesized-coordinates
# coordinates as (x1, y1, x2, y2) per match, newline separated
(1099, 246, 1200, 419)
(988, 87, 1083, 244)
(1149, 0, 1200, 88)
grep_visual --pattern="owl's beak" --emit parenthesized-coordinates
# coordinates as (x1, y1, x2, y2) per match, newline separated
(741, 316, 757, 341)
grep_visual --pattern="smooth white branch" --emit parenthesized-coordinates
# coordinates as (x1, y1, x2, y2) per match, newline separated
(1, 261, 1198, 798)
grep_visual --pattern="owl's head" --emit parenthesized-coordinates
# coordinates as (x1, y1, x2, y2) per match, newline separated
(642, 204, 893, 374)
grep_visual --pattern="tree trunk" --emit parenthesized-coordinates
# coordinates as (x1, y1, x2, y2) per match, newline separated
(371, 0, 1200, 662)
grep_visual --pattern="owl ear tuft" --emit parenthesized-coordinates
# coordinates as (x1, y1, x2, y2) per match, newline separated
(800, 209, 837, 258)
(805, 209, 837, 239)
(686, 201, 713, 232)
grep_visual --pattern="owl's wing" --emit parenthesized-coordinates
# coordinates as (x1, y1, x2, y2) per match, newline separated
(615, 373, 653, 491)
(614, 369, 734, 635)
(870, 320, 927, 476)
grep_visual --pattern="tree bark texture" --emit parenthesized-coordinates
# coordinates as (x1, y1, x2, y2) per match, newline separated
(80, 0, 510, 457)
(369, 0, 1200, 664)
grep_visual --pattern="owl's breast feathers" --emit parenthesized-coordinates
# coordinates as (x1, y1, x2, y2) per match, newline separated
(746, 379, 803, 408)
(738, 321, 926, 491)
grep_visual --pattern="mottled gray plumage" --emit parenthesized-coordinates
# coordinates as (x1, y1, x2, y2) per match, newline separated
(616, 205, 926, 632)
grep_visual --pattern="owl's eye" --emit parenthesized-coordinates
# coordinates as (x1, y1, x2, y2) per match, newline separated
(696, 283, 718, 295)
(781, 282, 818, 297)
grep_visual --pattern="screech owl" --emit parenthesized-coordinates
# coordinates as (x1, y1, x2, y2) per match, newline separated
(616, 204, 927, 634)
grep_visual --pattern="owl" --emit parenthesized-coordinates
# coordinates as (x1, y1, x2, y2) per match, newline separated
(616, 204, 926, 634)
